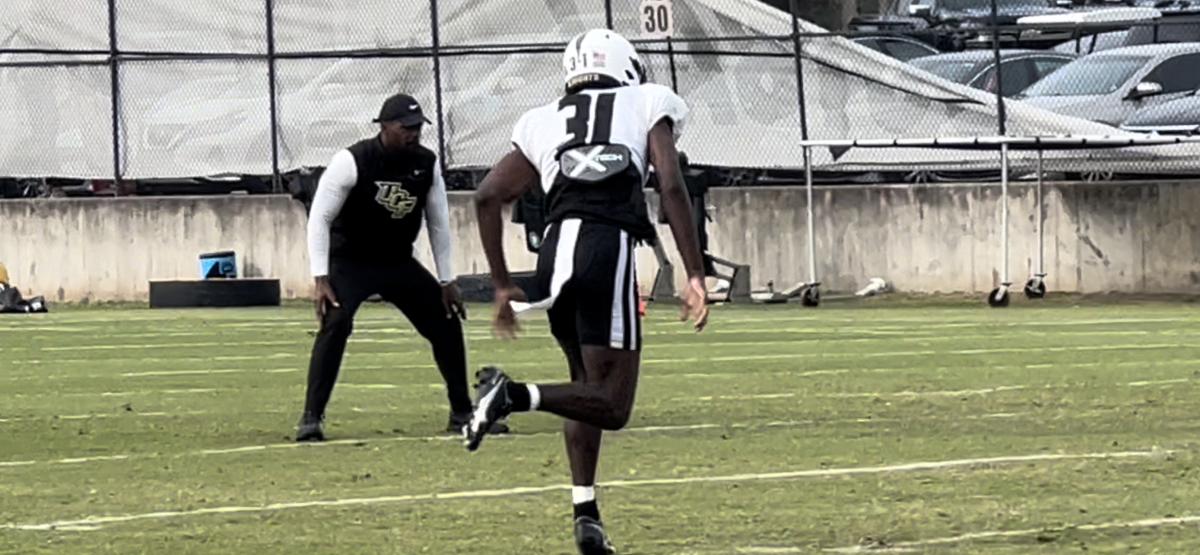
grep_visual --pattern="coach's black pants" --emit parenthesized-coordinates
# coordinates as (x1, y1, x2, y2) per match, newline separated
(304, 257, 472, 418)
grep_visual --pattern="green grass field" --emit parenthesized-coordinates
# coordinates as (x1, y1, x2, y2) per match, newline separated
(2, 299, 1199, 554)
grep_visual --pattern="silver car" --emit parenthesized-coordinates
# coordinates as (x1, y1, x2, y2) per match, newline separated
(1019, 42, 1200, 126)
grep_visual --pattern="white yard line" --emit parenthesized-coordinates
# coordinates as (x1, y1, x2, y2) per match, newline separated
(5, 340, 1196, 378)
(8, 359, 1194, 404)
(685, 376, 1192, 403)
(0, 411, 208, 424)
(1126, 378, 1192, 387)
(822, 514, 1200, 553)
(6, 355, 1195, 385)
(1, 449, 1164, 532)
(0, 408, 1137, 470)
(823, 385, 1031, 398)
(7, 328, 1197, 357)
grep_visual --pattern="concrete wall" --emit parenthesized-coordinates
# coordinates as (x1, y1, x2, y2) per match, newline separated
(2, 181, 1198, 302)
(694, 182, 1200, 295)
(1, 196, 311, 302)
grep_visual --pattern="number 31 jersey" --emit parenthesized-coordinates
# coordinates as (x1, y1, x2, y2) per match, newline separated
(511, 83, 688, 241)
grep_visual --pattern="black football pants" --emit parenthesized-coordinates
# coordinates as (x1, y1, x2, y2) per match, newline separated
(303, 257, 472, 418)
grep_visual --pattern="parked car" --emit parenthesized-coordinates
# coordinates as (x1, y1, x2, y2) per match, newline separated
(1019, 43, 1200, 126)
(851, 35, 941, 61)
(1051, 10, 1200, 54)
(1120, 90, 1200, 134)
(909, 49, 1075, 96)
(1022, 7, 1161, 52)
(850, 0, 1070, 50)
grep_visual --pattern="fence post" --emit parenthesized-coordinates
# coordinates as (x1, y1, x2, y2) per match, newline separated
(790, 0, 819, 306)
(605, 0, 614, 30)
(266, 0, 281, 193)
(787, 0, 810, 142)
(989, 0, 1007, 136)
(430, 0, 448, 175)
(107, 0, 122, 194)
(666, 36, 679, 93)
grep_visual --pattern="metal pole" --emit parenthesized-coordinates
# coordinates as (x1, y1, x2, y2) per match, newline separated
(990, 0, 1007, 136)
(788, 0, 810, 141)
(804, 145, 817, 284)
(666, 36, 679, 93)
(266, 0, 281, 193)
(605, 0, 614, 30)
(1036, 148, 1044, 277)
(1000, 143, 1010, 286)
(430, 0, 448, 175)
(107, 0, 122, 193)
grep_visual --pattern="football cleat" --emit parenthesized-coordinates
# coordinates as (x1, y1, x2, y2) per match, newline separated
(448, 411, 511, 435)
(574, 516, 616, 555)
(295, 412, 325, 442)
(448, 411, 471, 434)
(464, 366, 513, 452)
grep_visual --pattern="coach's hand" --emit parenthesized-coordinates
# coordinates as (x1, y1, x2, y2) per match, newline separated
(681, 276, 709, 332)
(442, 281, 467, 320)
(492, 285, 527, 340)
(314, 276, 340, 323)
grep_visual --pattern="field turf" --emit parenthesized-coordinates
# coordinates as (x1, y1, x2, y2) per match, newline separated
(1, 299, 1199, 554)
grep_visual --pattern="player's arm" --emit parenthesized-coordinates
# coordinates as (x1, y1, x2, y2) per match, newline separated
(474, 149, 538, 336)
(306, 149, 356, 321)
(425, 161, 466, 319)
(648, 120, 709, 330)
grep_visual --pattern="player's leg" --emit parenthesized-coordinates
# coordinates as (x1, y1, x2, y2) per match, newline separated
(523, 223, 640, 429)
(548, 227, 639, 555)
(565, 346, 636, 555)
(467, 222, 641, 443)
(548, 305, 608, 526)
(466, 223, 637, 553)
(298, 258, 373, 441)
(379, 258, 474, 430)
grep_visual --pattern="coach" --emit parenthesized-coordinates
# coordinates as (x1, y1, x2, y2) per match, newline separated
(297, 92, 481, 441)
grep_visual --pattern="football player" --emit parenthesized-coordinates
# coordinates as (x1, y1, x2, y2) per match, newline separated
(470, 29, 710, 554)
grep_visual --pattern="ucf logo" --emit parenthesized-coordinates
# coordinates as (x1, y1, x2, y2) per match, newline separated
(374, 181, 417, 219)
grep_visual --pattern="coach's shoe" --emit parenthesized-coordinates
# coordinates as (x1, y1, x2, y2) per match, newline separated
(574, 516, 616, 555)
(295, 412, 325, 442)
(464, 366, 513, 452)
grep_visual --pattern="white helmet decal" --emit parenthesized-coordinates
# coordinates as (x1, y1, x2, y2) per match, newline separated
(563, 29, 645, 92)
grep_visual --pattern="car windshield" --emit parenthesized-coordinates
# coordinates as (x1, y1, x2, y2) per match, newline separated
(910, 59, 980, 83)
(1022, 55, 1147, 96)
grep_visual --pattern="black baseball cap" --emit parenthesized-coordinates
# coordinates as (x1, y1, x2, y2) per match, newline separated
(373, 93, 432, 127)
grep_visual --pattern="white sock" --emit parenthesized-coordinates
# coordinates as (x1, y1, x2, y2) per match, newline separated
(527, 384, 541, 411)
(571, 485, 595, 505)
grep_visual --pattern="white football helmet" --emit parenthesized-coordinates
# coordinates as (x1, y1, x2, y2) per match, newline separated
(562, 29, 646, 92)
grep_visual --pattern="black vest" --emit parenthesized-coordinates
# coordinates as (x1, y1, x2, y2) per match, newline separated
(330, 136, 436, 263)
(545, 164, 655, 241)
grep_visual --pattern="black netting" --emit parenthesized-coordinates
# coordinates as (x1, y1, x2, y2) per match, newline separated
(275, 57, 437, 170)
(6, 1, 1200, 183)
(438, 0, 606, 47)
(668, 42, 804, 169)
(119, 60, 271, 179)
(115, 0, 267, 53)
(273, 0, 430, 53)
(441, 51, 562, 168)
(611, 0, 792, 41)
(1, 2, 109, 51)
(0, 64, 113, 178)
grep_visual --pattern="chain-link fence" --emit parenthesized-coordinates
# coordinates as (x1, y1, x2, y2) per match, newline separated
(3, 0, 1200, 196)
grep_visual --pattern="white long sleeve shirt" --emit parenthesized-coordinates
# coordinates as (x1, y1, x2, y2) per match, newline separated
(306, 149, 454, 282)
